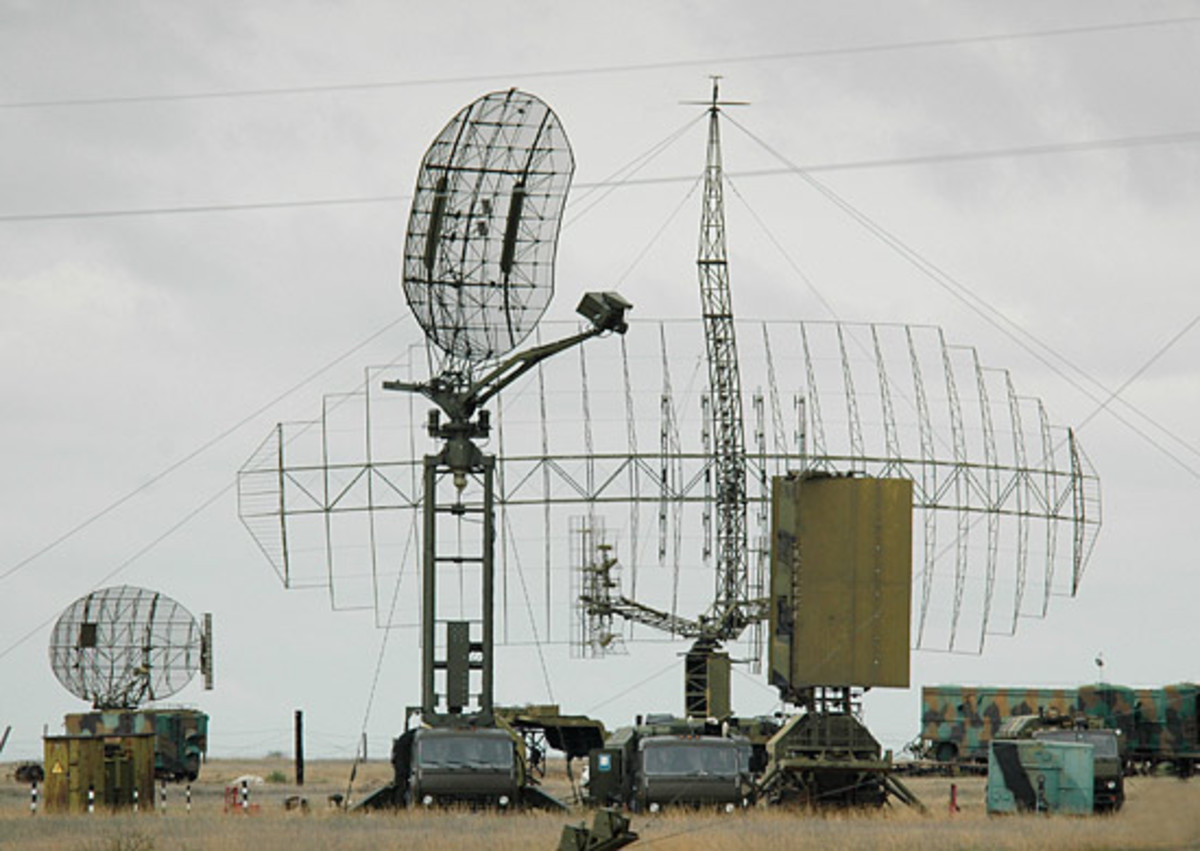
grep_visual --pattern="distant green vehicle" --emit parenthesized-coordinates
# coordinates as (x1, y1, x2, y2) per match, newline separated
(996, 714, 1124, 811)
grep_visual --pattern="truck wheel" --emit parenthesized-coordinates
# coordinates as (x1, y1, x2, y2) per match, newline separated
(935, 743, 958, 763)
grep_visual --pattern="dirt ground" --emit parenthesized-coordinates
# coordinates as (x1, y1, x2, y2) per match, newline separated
(2, 758, 1199, 850)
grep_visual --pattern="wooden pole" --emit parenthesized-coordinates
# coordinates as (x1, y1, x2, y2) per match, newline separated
(294, 710, 305, 787)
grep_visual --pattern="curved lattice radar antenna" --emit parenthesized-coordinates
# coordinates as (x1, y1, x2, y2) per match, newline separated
(49, 585, 212, 710)
(402, 88, 575, 375)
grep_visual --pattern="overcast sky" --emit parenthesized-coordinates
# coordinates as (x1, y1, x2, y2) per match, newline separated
(2, 1, 1199, 762)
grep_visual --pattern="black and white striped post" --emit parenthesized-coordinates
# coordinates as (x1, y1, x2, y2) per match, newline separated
(30, 781, 38, 815)
(160, 780, 167, 814)
(240, 778, 249, 812)
(133, 787, 140, 813)
(87, 784, 95, 814)
(186, 783, 192, 814)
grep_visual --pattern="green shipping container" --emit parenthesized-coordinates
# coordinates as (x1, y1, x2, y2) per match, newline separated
(987, 739, 1094, 815)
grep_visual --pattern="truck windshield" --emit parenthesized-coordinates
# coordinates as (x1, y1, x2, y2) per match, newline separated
(1036, 730, 1119, 758)
(417, 735, 514, 769)
(643, 742, 738, 776)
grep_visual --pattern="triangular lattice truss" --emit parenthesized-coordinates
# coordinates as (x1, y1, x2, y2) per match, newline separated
(238, 318, 1100, 656)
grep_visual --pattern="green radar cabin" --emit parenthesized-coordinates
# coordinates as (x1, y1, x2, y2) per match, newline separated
(758, 472, 921, 808)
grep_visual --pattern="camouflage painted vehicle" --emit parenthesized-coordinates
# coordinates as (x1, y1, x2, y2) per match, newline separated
(1081, 683, 1200, 774)
(63, 708, 207, 781)
(920, 686, 1076, 763)
(922, 683, 1200, 776)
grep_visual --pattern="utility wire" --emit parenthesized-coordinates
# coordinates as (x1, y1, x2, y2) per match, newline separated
(724, 113, 1200, 479)
(0, 314, 410, 586)
(3, 14, 1197, 110)
(1, 329, 421, 660)
(3, 128, 1198, 224)
(585, 658, 679, 716)
(567, 112, 705, 226)
(0, 484, 231, 661)
(503, 511, 557, 705)
(1072, 313, 1200, 435)
(724, 174, 838, 320)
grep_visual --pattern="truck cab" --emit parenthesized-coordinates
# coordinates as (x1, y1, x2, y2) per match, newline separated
(586, 716, 754, 812)
(393, 727, 522, 809)
(635, 734, 753, 811)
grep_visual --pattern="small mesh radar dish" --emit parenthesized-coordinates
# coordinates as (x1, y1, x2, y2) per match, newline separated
(402, 88, 575, 373)
(48, 585, 213, 710)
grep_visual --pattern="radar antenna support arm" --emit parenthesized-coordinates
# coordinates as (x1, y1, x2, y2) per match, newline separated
(383, 291, 631, 426)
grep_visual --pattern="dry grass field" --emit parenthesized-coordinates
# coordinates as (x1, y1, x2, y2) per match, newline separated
(3, 758, 1199, 850)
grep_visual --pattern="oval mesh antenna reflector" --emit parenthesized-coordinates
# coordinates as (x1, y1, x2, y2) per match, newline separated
(49, 585, 203, 708)
(402, 88, 575, 365)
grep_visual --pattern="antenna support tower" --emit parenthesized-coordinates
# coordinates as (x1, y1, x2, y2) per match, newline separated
(387, 294, 630, 724)
(582, 79, 758, 720)
(696, 77, 753, 644)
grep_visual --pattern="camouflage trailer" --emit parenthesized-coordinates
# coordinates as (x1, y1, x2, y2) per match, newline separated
(1076, 683, 1139, 729)
(1151, 683, 1200, 773)
(1076, 683, 1200, 774)
(63, 708, 207, 781)
(920, 686, 1076, 763)
(923, 683, 1200, 775)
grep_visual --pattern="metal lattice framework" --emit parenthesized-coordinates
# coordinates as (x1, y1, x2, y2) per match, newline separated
(48, 585, 207, 710)
(695, 81, 750, 642)
(403, 88, 574, 376)
(238, 318, 1100, 656)
(569, 516, 628, 658)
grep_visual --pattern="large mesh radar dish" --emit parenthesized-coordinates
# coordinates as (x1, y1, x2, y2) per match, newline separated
(49, 585, 210, 709)
(403, 89, 575, 369)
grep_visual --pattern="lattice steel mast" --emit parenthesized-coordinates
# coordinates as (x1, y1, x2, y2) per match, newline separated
(698, 77, 751, 640)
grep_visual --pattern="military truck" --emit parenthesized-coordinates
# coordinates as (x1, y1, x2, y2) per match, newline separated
(585, 715, 755, 812)
(391, 726, 524, 808)
(919, 686, 1077, 764)
(921, 682, 1200, 776)
(995, 713, 1124, 811)
(358, 712, 578, 811)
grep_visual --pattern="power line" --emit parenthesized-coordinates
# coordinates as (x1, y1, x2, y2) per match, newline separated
(2, 128, 1198, 224)
(0, 483, 231, 662)
(0, 194, 407, 223)
(3, 14, 1197, 110)
(724, 113, 1200, 479)
(0, 314, 410, 586)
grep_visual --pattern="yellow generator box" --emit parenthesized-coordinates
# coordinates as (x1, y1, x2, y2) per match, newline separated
(43, 733, 156, 813)
(769, 473, 912, 690)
